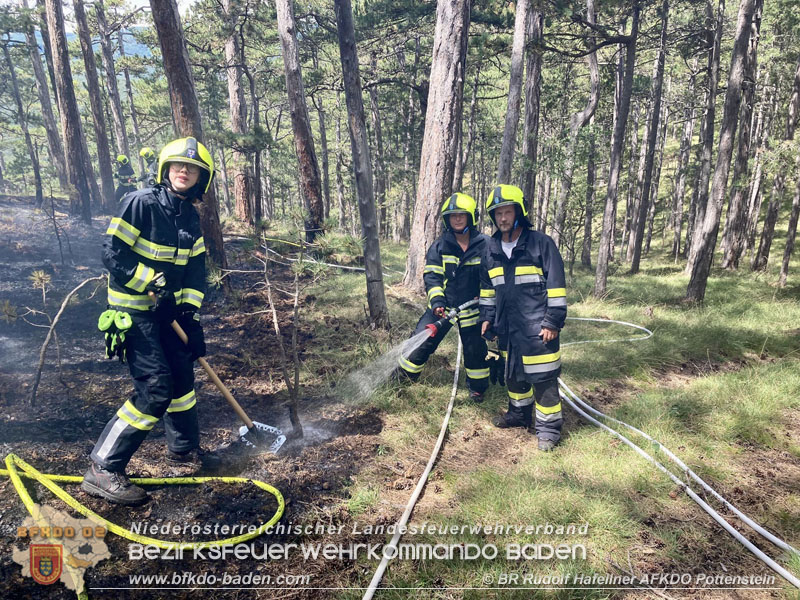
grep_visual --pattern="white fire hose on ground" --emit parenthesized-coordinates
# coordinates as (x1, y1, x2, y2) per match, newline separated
(363, 317, 800, 598)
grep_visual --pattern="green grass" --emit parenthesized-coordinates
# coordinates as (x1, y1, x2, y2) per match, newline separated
(260, 225, 800, 597)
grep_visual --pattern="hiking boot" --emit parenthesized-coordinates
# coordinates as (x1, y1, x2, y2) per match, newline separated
(492, 412, 529, 429)
(166, 447, 221, 470)
(469, 390, 484, 403)
(81, 463, 148, 506)
(537, 438, 558, 452)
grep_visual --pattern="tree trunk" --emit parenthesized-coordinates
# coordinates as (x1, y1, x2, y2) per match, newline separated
(623, 98, 646, 262)
(453, 60, 479, 190)
(275, 0, 324, 243)
(646, 92, 669, 256)
(496, 0, 529, 184)
(118, 28, 145, 178)
(552, 0, 599, 249)
(95, 0, 129, 156)
(22, 0, 68, 189)
(672, 58, 698, 259)
(779, 173, 800, 286)
(4, 42, 43, 207)
(721, 0, 763, 269)
(403, 0, 470, 293)
(222, 0, 253, 225)
(520, 1, 543, 215)
(217, 149, 233, 215)
(73, 0, 115, 211)
(581, 118, 596, 267)
(150, 0, 227, 268)
(44, 0, 93, 222)
(752, 56, 800, 270)
(594, 1, 640, 297)
(244, 67, 263, 225)
(311, 48, 331, 221)
(630, 0, 669, 274)
(686, 0, 755, 302)
(368, 51, 388, 239)
(686, 0, 724, 272)
(335, 98, 347, 229)
(36, 0, 59, 110)
(539, 169, 552, 233)
(398, 41, 418, 241)
(334, 0, 389, 328)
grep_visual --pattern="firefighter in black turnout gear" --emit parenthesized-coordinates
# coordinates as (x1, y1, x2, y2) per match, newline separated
(83, 137, 217, 505)
(478, 185, 567, 452)
(139, 147, 158, 187)
(396, 193, 490, 401)
(114, 154, 137, 202)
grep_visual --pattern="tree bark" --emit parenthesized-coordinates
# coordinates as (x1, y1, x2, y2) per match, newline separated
(453, 59, 479, 191)
(686, 0, 755, 302)
(646, 91, 669, 256)
(581, 118, 596, 267)
(520, 1, 543, 215)
(368, 52, 388, 238)
(21, 0, 68, 189)
(222, 0, 253, 225)
(496, 0, 529, 184)
(44, 0, 93, 222)
(594, 1, 640, 297)
(671, 58, 698, 259)
(721, 0, 763, 269)
(403, 0, 470, 293)
(3, 41, 43, 207)
(779, 174, 800, 286)
(552, 0, 599, 249)
(686, 0, 724, 273)
(752, 56, 800, 271)
(623, 98, 646, 262)
(310, 48, 331, 221)
(334, 0, 389, 328)
(73, 0, 115, 211)
(275, 0, 325, 243)
(95, 0, 129, 156)
(629, 0, 669, 274)
(118, 28, 145, 178)
(398, 40, 419, 241)
(149, 0, 227, 268)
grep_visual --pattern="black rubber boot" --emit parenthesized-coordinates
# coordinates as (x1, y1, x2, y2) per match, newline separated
(492, 403, 531, 428)
(166, 447, 221, 470)
(537, 438, 558, 452)
(469, 390, 484, 403)
(81, 463, 148, 506)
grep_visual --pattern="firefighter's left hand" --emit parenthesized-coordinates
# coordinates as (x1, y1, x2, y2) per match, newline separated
(539, 327, 559, 343)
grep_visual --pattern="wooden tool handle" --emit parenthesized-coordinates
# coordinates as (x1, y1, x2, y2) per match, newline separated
(148, 291, 256, 429)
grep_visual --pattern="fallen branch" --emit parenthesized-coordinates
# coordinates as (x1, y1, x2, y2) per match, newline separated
(29, 275, 106, 406)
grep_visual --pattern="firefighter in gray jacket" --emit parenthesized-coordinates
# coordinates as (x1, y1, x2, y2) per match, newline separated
(478, 185, 567, 451)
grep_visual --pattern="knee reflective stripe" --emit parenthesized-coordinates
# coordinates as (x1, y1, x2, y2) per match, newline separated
(117, 400, 158, 431)
(167, 390, 196, 413)
(465, 367, 489, 380)
(522, 351, 561, 374)
(536, 401, 562, 422)
(398, 356, 424, 374)
(508, 388, 534, 407)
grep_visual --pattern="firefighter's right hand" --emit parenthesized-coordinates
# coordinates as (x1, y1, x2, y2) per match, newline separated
(433, 306, 446, 318)
(145, 272, 167, 292)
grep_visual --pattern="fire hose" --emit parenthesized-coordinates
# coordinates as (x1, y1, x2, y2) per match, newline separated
(363, 316, 800, 597)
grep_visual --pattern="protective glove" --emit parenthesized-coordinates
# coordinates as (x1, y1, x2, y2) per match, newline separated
(177, 310, 206, 361)
(486, 349, 505, 387)
(146, 273, 177, 324)
(433, 306, 447, 318)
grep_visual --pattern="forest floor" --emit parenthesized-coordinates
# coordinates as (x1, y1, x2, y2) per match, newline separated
(0, 195, 799, 599)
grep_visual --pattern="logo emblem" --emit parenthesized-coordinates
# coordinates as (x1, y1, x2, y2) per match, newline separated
(30, 544, 62, 585)
(186, 148, 196, 159)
